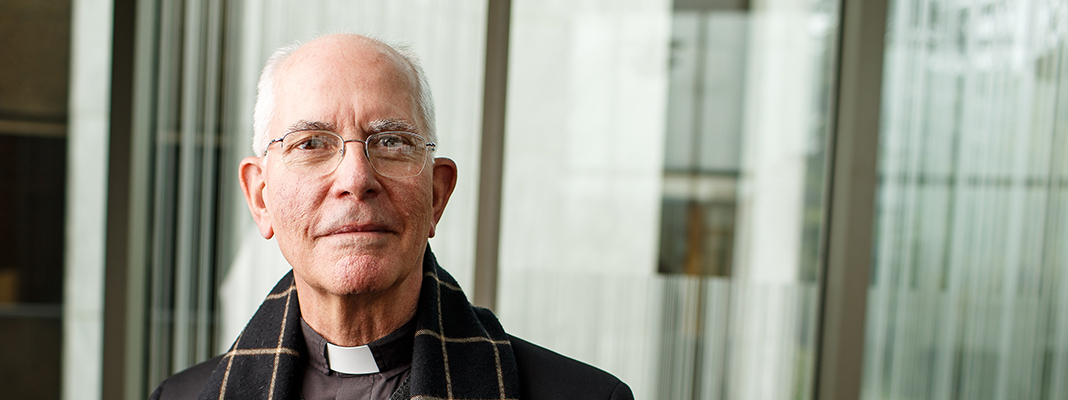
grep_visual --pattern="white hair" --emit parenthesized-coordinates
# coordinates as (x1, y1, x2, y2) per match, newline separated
(251, 36, 437, 156)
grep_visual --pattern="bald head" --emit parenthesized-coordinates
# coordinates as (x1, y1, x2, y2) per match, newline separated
(252, 34, 435, 156)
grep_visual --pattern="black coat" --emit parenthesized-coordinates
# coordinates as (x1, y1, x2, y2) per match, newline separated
(151, 334, 633, 399)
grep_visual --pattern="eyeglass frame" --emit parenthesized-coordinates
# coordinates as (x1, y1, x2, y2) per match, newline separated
(264, 129, 437, 177)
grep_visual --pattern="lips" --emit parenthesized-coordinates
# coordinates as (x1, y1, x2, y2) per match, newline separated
(328, 222, 393, 235)
(315, 207, 399, 239)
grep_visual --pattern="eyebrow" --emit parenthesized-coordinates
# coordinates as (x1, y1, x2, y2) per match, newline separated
(286, 118, 418, 135)
(287, 120, 336, 132)
(366, 118, 418, 133)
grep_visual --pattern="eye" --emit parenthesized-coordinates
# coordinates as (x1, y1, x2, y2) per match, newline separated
(297, 136, 329, 150)
(285, 132, 339, 153)
(370, 133, 417, 150)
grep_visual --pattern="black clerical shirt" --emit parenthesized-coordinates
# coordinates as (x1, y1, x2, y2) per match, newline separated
(299, 317, 415, 400)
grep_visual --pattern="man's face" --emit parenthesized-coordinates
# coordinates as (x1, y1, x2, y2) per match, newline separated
(240, 37, 456, 298)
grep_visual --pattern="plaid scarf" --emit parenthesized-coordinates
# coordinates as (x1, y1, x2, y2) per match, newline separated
(197, 248, 520, 400)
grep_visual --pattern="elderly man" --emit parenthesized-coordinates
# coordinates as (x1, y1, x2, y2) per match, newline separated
(151, 34, 632, 400)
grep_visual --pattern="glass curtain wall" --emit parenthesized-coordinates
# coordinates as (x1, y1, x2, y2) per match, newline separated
(495, 0, 840, 398)
(68, 0, 1068, 397)
(135, 0, 489, 388)
(134, 0, 231, 386)
(862, 0, 1068, 399)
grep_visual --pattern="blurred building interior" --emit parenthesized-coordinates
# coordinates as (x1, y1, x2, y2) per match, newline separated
(1, 0, 1065, 399)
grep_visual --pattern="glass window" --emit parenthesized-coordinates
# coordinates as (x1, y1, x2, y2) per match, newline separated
(0, 0, 71, 398)
(496, 0, 841, 397)
(53, 0, 1068, 397)
(863, 0, 1068, 399)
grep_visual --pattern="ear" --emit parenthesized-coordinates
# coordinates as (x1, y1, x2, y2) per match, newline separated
(239, 156, 275, 239)
(428, 157, 458, 238)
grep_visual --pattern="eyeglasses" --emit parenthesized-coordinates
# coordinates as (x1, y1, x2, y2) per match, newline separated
(265, 130, 435, 177)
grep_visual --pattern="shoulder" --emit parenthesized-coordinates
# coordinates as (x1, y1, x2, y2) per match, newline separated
(509, 335, 633, 400)
(149, 355, 223, 400)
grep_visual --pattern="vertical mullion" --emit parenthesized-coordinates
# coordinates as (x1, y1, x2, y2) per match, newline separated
(473, 0, 511, 309)
(195, 0, 223, 363)
(212, 0, 247, 319)
(172, 0, 204, 372)
(147, 0, 182, 385)
(101, 0, 140, 397)
(814, 0, 888, 399)
(121, 0, 161, 395)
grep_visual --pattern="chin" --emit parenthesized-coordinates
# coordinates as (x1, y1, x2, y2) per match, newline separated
(320, 255, 410, 296)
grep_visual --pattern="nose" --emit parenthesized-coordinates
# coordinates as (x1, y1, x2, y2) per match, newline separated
(332, 139, 383, 198)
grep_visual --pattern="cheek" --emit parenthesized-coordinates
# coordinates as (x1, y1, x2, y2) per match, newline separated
(390, 180, 435, 232)
(267, 180, 321, 233)
(409, 180, 435, 217)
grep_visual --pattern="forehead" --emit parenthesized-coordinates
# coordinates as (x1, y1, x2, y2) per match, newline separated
(271, 37, 419, 134)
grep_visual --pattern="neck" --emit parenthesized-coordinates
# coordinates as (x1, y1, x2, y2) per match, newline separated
(295, 264, 422, 347)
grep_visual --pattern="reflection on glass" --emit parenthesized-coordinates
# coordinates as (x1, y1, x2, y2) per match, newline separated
(497, 0, 839, 398)
(655, 1, 836, 398)
(863, 1, 1068, 399)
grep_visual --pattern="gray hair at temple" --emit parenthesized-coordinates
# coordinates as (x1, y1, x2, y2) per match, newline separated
(251, 36, 437, 156)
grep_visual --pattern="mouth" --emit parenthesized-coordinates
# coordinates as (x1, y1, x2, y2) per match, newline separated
(324, 222, 395, 237)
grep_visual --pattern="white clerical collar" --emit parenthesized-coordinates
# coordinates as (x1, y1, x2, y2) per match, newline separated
(325, 343, 380, 375)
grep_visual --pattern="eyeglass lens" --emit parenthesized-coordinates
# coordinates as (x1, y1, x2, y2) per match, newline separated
(278, 131, 429, 177)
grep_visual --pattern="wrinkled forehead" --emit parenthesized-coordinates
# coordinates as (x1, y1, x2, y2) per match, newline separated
(270, 36, 421, 132)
